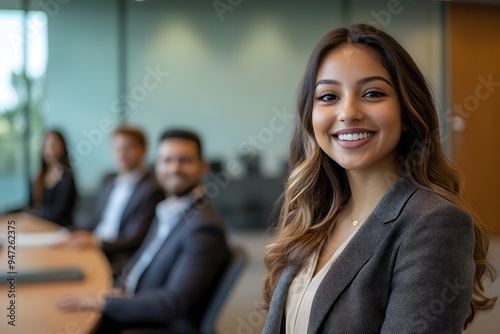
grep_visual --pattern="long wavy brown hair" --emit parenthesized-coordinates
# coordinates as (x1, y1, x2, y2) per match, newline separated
(262, 23, 496, 328)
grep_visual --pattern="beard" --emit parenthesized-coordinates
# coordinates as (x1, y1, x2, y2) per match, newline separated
(161, 173, 200, 197)
(169, 182, 199, 197)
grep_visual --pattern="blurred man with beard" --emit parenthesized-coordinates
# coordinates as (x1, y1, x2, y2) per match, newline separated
(57, 129, 230, 333)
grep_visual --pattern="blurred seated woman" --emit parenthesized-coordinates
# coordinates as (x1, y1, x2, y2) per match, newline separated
(29, 130, 77, 227)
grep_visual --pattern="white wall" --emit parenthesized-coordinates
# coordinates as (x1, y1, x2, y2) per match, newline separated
(125, 0, 343, 178)
(33, 0, 444, 194)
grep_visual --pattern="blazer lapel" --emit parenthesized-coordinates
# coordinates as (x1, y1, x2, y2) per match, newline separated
(263, 265, 298, 334)
(94, 177, 116, 223)
(307, 177, 418, 333)
(119, 173, 149, 226)
(120, 198, 201, 289)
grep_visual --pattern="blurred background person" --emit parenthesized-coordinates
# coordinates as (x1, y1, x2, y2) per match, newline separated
(57, 129, 230, 333)
(62, 126, 164, 271)
(28, 130, 77, 228)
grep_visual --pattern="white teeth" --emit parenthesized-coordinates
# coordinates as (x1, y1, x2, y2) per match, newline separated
(337, 132, 373, 141)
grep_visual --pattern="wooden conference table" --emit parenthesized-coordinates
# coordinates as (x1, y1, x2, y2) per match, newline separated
(0, 213, 112, 334)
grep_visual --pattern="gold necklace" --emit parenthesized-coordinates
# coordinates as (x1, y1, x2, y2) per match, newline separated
(348, 214, 371, 226)
(349, 218, 360, 226)
(343, 202, 370, 227)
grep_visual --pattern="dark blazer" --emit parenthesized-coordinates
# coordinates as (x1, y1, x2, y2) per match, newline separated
(87, 172, 164, 258)
(101, 196, 230, 332)
(29, 169, 77, 228)
(263, 177, 475, 334)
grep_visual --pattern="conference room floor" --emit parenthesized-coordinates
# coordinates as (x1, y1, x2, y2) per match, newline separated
(219, 231, 500, 334)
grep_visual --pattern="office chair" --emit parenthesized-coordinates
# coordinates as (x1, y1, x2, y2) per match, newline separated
(121, 245, 247, 334)
(199, 245, 247, 334)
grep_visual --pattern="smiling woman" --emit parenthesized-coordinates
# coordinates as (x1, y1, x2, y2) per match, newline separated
(262, 23, 496, 334)
(312, 46, 402, 173)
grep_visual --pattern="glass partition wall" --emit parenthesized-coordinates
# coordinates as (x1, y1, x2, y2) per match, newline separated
(0, 3, 47, 212)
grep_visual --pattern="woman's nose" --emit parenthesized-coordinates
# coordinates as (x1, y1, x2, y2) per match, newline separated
(337, 97, 363, 123)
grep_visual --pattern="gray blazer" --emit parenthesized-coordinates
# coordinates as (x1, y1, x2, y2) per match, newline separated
(263, 177, 475, 334)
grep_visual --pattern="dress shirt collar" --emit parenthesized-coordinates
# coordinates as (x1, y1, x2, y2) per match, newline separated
(155, 185, 204, 223)
(115, 167, 145, 186)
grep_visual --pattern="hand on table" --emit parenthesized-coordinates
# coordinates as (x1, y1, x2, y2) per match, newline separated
(57, 230, 100, 249)
(107, 288, 125, 297)
(56, 294, 104, 312)
(56, 289, 124, 312)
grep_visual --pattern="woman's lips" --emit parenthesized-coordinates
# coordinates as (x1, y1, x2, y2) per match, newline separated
(332, 129, 377, 149)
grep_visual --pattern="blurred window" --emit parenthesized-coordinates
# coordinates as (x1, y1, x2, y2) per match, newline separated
(0, 8, 47, 212)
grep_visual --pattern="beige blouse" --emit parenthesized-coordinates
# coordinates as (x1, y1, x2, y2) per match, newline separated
(285, 226, 362, 334)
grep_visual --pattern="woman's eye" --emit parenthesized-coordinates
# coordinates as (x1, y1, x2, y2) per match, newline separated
(363, 91, 386, 99)
(316, 93, 339, 102)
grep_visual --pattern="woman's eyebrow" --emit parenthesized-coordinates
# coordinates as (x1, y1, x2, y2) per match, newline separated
(315, 79, 341, 88)
(356, 75, 393, 87)
(315, 76, 393, 88)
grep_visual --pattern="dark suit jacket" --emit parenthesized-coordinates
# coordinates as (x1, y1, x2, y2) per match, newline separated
(33, 169, 77, 227)
(263, 176, 475, 334)
(102, 196, 230, 331)
(88, 172, 164, 258)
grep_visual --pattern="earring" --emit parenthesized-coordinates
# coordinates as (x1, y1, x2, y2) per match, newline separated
(357, 112, 361, 115)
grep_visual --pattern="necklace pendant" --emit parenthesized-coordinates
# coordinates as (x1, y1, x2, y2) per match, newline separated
(351, 219, 359, 226)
